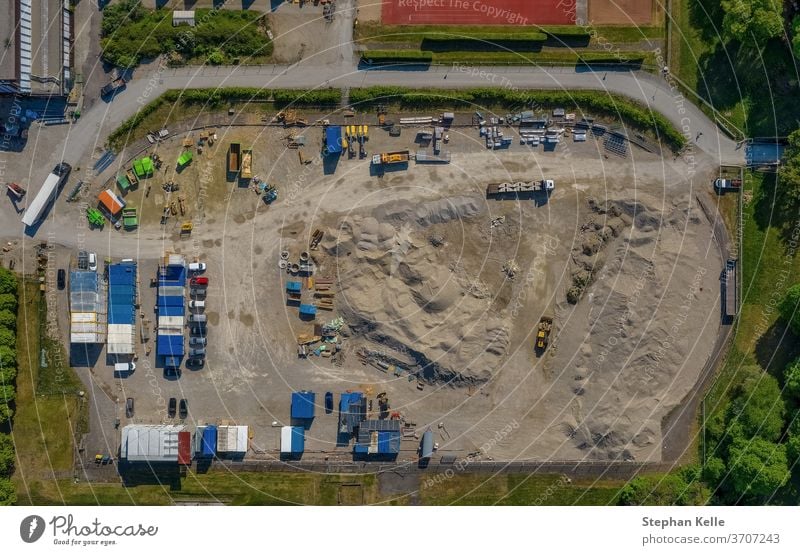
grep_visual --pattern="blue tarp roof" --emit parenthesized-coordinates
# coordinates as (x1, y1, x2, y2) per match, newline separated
(157, 295, 183, 306)
(291, 391, 315, 419)
(325, 126, 342, 154)
(286, 281, 302, 293)
(159, 264, 186, 286)
(157, 334, 184, 356)
(299, 304, 317, 316)
(158, 305, 184, 317)
(107, 263, 136, 325)
(291, 427, 305, 453)
(339, 392, 365, 435)
(201, 426, 217, 457)
(377, 431, 401, 454)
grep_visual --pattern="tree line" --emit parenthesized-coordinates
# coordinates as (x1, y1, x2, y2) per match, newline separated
(0, 267, 18, 505)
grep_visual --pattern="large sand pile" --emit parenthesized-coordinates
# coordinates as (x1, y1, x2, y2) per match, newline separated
(321, 196, 514, 384)
(545, 192, 719, 461)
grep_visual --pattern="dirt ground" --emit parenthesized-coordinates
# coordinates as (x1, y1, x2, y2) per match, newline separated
(588, 0, 653, 25)
(1, 104, 724, 465)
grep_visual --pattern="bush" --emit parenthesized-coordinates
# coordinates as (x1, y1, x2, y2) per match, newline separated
(272, 89, 342, 107)
(101, 8, 272, 68)
(726, 367, 785, 442)
(0, 269, 18, 295)
(780, 284, 800, 335)
(0, 329, 14, 348)
(0, 310, 15, 329)
(618, 468, 710, 505)
(0, 477, 16, 506)
(0, 433, 14, 476)
(785, 358, 800, 400)
(362, 50, 433, 64)
(0, 294, 15, 312)
(0, 346, 15, 371)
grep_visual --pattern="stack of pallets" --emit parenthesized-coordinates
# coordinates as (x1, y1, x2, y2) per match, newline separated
(314, 277, 335, 310)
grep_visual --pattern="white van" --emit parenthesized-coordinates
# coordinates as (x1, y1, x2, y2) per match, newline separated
(189, 300, 205, 309)
(114, 362, 135, 372)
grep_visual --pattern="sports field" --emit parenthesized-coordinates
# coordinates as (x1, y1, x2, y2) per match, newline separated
(381, 0, 575, 26)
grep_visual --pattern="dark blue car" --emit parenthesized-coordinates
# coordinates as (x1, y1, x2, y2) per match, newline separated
(325, 392, 333, 414)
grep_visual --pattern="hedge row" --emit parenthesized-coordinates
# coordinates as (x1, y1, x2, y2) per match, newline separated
(348, 87, 686, 150)
(0, 267, 18, 506)
(362, 50, 433, 64)
(109, 88, 342, 148)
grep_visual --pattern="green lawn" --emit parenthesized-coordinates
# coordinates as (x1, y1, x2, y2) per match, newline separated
(12, 280, 85, 503)
(20, 471, 624, 505)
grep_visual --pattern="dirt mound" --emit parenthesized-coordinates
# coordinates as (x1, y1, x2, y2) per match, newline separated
(322, 197, 515, 384)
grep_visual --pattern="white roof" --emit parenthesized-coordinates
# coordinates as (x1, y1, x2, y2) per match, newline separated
(159, 320, 183, 329)
(217, 426, 248, 453)
(21, 172, 61, 226)
(107, 323, 134, 354)
(70, 332, 102, 343)
(71, 312, 97, 323)
(173, 10, 195, 19)
(121, 424, 185, 461)
(280, 426, 293, 453)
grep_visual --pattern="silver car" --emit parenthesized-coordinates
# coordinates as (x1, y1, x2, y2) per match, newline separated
(189, 337, 207, 347)
(188, 348, 206, 357)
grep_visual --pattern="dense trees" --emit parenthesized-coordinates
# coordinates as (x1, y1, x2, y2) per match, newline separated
(618, 466, 710, 505)
(721, 0, 784, 44)
(727, 438, 790, 498)
(0, 267, 15, 506)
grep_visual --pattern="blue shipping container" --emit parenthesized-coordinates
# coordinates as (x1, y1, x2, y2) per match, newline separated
(291, 391, 315, 419)
(291, 427, 305, 453)
(201, 425, 217, 457)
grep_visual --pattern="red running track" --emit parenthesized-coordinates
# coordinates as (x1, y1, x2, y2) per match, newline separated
(381, 0, 576, 26)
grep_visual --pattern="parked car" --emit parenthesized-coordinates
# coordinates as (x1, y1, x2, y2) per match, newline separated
(189, 287, 207, 297)
(57, 269, 66, 289)
(188, 262, 206, 272)
(165, 366, 181, 378)
(188, 348, 206, 357)
(168, 397, 177, 418)
(190, 326, 206, 335)
(125, 397, 134, 418)
(77, 250, 88, 270)
(179, 399, 188, 419)
(189, 300, 205, 309)
(186, 357, 205, 369)
(189, 336, 207, 346)
(88, 252, 97, 271)
(114, 362, 135, 373)
(188, 314, 207, 323)
(190, 276, 209, 286)
(325, 391, 333, 413)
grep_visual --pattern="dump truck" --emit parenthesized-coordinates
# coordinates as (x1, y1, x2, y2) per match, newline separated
(371, 150, 410, 166)
(241, 149, 253, 179)
(227, 143, 241, 173)
(536, 316, 553, 351)
(125, 169, 139, 189)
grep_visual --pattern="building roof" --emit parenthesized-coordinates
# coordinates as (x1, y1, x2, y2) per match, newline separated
(217, 425, 249, 454)
(325, 126, 342, 154)
(339, 392, 366, 435)
(98, 189, 125, 216)
(121, 424, 185, 462)
(69, 270, 104, 344)
(156, 334, 184, 357)
(291, 391, 316, 419)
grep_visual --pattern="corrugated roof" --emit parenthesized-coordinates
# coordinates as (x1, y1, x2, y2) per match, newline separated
(156, 334, 184, 356)
(98, 189, 125, 216)
(291, 391, 315, 419)
(121, 424, 185, 462)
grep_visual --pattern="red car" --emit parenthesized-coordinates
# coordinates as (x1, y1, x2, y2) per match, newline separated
(190, 277, 209, 286)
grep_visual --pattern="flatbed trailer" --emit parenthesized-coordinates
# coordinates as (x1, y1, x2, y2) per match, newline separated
(372, 150, 410, 165)
(241, 149, 253, 179)
(228, 143, 241, 173)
